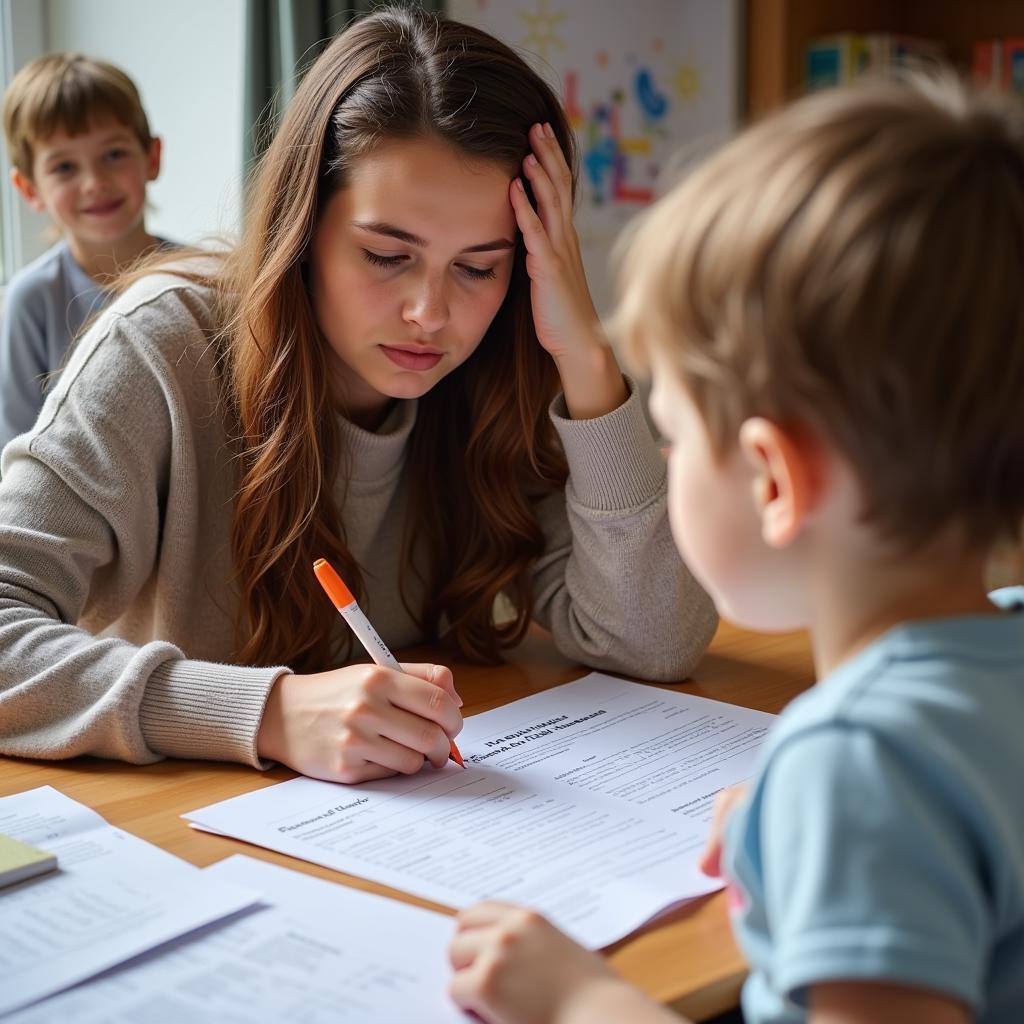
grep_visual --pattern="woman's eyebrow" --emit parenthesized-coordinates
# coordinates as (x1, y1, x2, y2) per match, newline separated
(353, 220, 515, 253)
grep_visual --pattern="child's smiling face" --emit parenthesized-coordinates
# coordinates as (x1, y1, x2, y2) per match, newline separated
(18, 116, 159, 253)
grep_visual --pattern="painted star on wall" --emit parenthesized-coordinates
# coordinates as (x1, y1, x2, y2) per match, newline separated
(674, 61, 702, 100)
(519, 0, 567, 59)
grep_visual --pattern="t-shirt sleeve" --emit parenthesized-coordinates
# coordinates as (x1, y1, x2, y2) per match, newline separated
(758, 726, 989, 1012)
(0, 279, 51, 450)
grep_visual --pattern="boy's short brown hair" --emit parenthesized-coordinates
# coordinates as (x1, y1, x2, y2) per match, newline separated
(3, 52, 153, 179)
(613, 73, 1024, 552)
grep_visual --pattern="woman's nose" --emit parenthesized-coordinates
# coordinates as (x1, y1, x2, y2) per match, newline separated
(402, 272, 449, 334)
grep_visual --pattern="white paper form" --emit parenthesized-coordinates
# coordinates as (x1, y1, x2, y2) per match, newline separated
(0, 786, 259, 1018)
(7, 855, 464, 1024)
(185, 673, 774, 949)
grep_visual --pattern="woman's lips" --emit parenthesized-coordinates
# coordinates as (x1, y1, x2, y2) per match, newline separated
(380, 346, 443, 371)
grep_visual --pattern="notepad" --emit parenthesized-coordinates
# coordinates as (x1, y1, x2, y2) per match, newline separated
(0, 833, 58, 889)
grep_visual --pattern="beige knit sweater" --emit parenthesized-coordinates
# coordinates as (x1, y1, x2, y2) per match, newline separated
(0, 271, 717, 769)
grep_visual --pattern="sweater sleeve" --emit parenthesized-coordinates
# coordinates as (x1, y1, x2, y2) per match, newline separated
(0, 286, 284, 768)
(530, 378, 718, 681)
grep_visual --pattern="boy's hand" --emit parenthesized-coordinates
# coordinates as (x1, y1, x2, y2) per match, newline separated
(448, 901, 675, 1024)
(699, 784, 749, 878)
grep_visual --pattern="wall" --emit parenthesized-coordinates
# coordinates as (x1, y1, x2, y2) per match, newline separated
(448, 0, 742, 314)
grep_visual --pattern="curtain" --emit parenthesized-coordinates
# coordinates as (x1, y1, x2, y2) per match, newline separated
(243, 0, 443, 170)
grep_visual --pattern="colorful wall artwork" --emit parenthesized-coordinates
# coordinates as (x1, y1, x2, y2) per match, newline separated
(448, 0, 742, 310)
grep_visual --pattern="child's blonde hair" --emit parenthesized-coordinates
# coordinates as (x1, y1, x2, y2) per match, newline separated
(3, 52, 153, 179)
(614, 73, 1024, 552)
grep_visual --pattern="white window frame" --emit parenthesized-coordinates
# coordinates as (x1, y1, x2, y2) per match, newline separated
(1, 0, 49, 291)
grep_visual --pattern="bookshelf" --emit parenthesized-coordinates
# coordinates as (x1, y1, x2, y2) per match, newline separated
(747, 0, 1024, 116)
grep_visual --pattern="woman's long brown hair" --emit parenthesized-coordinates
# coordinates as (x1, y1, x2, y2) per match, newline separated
(221, 6, 572, 669)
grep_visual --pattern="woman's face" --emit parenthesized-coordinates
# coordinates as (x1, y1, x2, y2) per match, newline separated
(310, 136, 518, 423)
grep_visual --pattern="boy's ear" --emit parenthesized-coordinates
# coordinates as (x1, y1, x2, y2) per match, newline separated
(146, 137, 162, 182)
(10, 168, 45, 213)
(738, 417, 820, 549)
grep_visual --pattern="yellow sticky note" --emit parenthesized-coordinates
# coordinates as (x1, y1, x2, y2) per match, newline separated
(0, 833, 58, 889)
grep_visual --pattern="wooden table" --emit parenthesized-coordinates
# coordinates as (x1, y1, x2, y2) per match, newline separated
(0, 621, 815, 1021)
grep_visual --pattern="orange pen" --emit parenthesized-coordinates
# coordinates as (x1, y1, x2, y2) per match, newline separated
(313, 558, 465, 768)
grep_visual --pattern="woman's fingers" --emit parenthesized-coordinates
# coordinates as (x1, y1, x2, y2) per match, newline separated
(386, 670, 463, 739)
(522, 159, 563, 247)
(530, 121, 573, 216)
(510, 175, 556, 267)
(339, 672, 460, 769)
(400, 662, 463, 707)
(520, 122, 573, 247)
(350, 731, 435, 776)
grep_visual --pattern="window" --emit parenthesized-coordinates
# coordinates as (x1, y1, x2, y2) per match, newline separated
(0, 0, 47, 289)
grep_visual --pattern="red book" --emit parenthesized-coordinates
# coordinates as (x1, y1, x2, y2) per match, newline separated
(973, 39, 1001, 89)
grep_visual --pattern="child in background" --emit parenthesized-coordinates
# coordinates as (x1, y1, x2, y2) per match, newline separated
(1, 53, 169, 448)
(448, 73, 1024, 1024)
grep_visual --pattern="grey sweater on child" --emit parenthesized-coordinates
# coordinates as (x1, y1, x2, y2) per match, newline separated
(0, 271, 717, 769)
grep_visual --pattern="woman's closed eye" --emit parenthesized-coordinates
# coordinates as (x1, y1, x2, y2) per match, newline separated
(361, 249, 497, 281)
(458, 264, 497, 281)
(362, 249, 407, 270)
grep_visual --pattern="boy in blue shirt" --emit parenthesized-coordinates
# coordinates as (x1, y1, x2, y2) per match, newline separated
(446, 74, 1024, 1024)
(1, 53, 169, 449)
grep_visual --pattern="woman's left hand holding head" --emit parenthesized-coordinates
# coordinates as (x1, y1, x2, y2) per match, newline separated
(511, 122, 628, 420)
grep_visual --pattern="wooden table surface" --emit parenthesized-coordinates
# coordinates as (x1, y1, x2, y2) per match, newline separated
(0, 621, 815, 1021)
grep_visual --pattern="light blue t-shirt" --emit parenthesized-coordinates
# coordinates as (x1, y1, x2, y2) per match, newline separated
(0, 238, 175, 451)
(725, 590, 1024, 1023)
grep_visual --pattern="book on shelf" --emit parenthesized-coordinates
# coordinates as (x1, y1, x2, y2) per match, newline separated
(971, 38, 1024, 96)
(0, 833, 58, 889)
(973, 39, 1003, 89)
(1004, 38, 1024, 95)
(805, 32, 944, 92)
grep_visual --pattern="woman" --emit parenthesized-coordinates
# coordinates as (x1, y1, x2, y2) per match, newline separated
(0, 6, 716, 782)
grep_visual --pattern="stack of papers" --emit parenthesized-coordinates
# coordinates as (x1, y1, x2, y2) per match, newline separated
(6, 856, 462, 1024)
(186, 672, 774, 948)
(0, 787, 258, 1017)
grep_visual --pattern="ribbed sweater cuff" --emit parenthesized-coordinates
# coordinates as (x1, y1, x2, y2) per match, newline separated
(140, 660, 288, 767)
(549, 376, 666, 512)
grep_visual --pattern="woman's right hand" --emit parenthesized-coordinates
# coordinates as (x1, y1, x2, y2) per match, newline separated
(256, 662, 463, 783)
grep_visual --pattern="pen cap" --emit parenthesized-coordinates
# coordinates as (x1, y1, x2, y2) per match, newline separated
(313, 558, 356, 610)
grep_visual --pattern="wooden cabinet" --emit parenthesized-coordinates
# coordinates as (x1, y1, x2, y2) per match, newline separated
(746, 0, 1024, 116)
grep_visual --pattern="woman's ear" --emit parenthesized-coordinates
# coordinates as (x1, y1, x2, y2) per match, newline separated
(738, 417, 820, 549)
